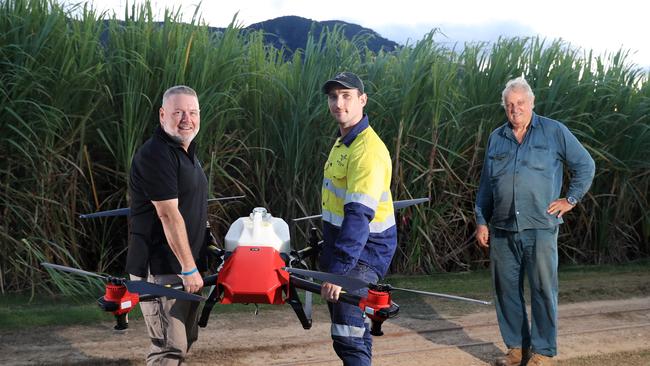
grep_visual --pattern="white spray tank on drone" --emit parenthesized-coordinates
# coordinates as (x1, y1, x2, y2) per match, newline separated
(224, 207, 291, 253)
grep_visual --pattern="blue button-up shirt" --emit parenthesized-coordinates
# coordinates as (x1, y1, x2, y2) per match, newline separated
(475, 113, 595, 231)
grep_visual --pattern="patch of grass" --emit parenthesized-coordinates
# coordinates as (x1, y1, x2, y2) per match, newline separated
(386, 259, 650, 316)
(386, 269, 493, 316)
(558, 258, 650, 302)
(40, 359, 135, 366)
(558, 349, 650, 366)
(559, 258, 650, 273)
(0, 293, 142, 330)
(389, 258, 650, 303)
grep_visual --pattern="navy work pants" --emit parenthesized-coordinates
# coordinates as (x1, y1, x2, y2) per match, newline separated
(327, 263, 379, 366)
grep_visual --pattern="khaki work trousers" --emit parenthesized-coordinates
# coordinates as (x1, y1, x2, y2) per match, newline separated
(131, 274, 201, 366)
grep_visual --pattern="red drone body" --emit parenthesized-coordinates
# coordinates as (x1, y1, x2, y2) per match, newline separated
(196, 240, 401, 334)
(217, 246, 290, 304)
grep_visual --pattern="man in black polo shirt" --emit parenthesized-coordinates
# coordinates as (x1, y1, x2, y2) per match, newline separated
(127, 85, 208, 365)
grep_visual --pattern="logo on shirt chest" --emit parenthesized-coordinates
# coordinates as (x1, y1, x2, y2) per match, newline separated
(336, 153, 348, 167)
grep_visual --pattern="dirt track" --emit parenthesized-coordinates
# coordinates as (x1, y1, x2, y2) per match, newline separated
(2, 296, 649, 365)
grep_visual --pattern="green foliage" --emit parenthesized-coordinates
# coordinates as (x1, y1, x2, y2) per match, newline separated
(1, 0, 649, 293)
(0, 293, 128, 329)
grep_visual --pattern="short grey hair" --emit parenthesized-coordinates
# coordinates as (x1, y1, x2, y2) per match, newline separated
(501, 76, 535, 108)
(162, 85, 197, 105)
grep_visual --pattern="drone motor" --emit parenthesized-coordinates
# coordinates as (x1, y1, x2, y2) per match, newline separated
(97, 282, 140, 330)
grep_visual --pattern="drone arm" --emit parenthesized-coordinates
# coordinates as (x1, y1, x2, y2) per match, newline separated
(291, 236, 322, 270)
(289, 273, 393, 313)
(290, 275, 398, 336)
(304, 227, 322, 270)
(290, 275, 363, 306)
(202, 274, 218, 287)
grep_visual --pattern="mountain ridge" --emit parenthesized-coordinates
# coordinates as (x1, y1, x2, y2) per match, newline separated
(219, 15, 399, 53)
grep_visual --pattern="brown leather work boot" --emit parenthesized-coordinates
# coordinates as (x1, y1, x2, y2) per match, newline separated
(495, 348, 529, 366)
(527, 353, 554, 366)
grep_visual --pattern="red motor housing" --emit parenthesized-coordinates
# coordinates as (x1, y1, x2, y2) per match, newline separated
(101, 283, 140, 315)
(217, 246, 290, 304)
(97, 282, 141, 330)
(359, 289, 392, 321)
(358, 289, 397, 336)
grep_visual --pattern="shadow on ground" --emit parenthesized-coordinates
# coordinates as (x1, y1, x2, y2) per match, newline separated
(390, 292, 503, 364)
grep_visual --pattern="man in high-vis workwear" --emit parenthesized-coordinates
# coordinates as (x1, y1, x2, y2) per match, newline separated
(319, 71, 397, 366)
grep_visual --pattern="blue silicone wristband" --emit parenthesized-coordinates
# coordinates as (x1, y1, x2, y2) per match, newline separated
(181, 267, 198, 276)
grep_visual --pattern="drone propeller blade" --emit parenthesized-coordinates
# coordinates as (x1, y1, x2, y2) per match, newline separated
(41, 262, 108, 280)
(42, 263, 204, 302)
(285, 267, 370, 291)
(390, 286, 491, 305)
(79, 195, 245, 219)
(393, 197, 429, 210)
(292, 198, 429, 222)
(79, 208, 130, 219)
(207, 195, 245, 203)
(292, 214, 322, 222)
(125, 281, 205, 302)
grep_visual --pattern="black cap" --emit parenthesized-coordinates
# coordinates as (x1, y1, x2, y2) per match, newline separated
(322, 72, 365, 94)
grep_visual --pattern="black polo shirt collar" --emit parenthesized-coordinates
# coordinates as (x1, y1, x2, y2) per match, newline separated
(155, 125, 198, 160)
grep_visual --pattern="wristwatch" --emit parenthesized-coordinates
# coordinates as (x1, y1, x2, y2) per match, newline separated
(567, 196, 578, 206)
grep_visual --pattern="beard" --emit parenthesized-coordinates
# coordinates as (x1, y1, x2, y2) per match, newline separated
(163, 125, 198, 146)
(168, 133, 190, 145)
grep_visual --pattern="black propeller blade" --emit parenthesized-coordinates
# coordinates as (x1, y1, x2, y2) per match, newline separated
(42, 262, 109, 280)
(41, 262, 205, 302)
(125, 281, 205, 302)
(284, 267, 490, 305)
(284, 267, 371, 291)
(292, 197, 429, 222)
(79, 208, 130, 219)
(79, 195, 246, 219)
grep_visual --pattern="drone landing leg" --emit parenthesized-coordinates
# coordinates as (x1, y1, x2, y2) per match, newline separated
(287, 284, 312, 329)
(115, 313, 128, 330)
(198, 285, 221, 328)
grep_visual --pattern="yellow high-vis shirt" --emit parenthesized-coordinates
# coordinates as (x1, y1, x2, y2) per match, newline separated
(320, 116, 397, 277)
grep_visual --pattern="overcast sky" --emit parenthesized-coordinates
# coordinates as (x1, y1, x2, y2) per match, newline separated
(62, 0, 649, 69)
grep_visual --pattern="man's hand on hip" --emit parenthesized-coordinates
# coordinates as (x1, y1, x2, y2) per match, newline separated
(547, 198, 575, 218)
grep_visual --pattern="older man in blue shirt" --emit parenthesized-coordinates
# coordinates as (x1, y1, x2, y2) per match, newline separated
(475, 77, 595, 366)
